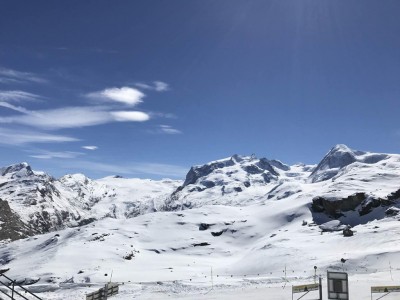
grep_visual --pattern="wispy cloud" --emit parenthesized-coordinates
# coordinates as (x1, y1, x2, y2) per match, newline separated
(29, 150, 84, 159)
(0, 102, 36, 114)
(135, 81, 169, 92)
(159, 125, 182, 134)
(82, 145, 98, 150)
(0, 67, 47, 84)
(0, 90, 41, 102)
(0, 106, 151, 129)
(60, 160, 187, 178)
(0, 128, 79, 145)
(86, 87, 145, 106)
(154, 81, 169, 92)
(148, 111, 177, 119)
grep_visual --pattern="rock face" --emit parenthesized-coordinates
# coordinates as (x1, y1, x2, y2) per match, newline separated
(311, 193, 367, 217)
(311, 189, 400, 226)
(0, 199, 33, 241)
(164, 154, 283, 210)
(0, 163, 110, 240)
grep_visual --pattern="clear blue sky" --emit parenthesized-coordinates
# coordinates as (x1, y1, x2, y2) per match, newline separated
(0, 0, 399, 179)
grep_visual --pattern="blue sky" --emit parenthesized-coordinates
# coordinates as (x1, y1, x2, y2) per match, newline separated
(0, 0, 399, 179)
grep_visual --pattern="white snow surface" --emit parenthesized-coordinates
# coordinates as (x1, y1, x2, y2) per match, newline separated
(0, 145, 400, 299)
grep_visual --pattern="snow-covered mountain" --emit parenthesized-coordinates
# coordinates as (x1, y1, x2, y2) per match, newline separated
(0, 164, 181, 241)
(1, 144, 400, 241)
(1, 144, 400, 299)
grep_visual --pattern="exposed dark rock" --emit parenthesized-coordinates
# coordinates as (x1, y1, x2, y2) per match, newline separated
(385, 207, 400, 216)
(244, 165, 263, 174)
(78, 218, 96, 226)
(262, 173, 274, 183)
(192, 242, 210, 247)
(359, 197, 381, 216)
(200, 180, 215, 188)
(183, 158, 235, 186)
(0, 199, 34, 241)
(269, 160, 290, 171)
(211, 229, 227, 237)
(388, 189, 400, 201)
(311, 193, 367, 217)
(199, 223, 213, 231)
(148, 249, 161, 254)
(257, 158, 279, 176)
(343, 227, 354, 237)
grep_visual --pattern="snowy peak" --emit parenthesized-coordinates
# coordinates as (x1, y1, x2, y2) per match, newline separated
(183, 156, 236, 186)
(316, 144, 358, 170)
(0, 162, 34, 178)
(309, 144, 389, 182)
(165, 155, 289, 210)
(182, 154, 280, 188)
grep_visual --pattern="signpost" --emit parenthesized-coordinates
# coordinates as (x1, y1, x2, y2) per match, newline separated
(327, 271, 349, 299)
(371, 285, 400, 300)
(292, 278, 322, 300)
(86, 282, 119, 300)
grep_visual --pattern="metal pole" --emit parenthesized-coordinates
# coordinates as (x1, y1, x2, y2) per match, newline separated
(11, 280, 15, 300)
(319, 276, 322, 300)
(211, 267, 213, 290)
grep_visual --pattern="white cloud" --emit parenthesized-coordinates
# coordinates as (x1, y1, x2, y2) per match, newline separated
(159, 125, 182, 134)
(0, 128, 79, 145)
(0, 106, 150, 129)
(29, 150, 84, 159)
(0, 67, 47, 84)
(135, 81, 169, 92)
(82, 146, 98, 150)
(111, 111, 150, 122)
(0, 90, 41, 102)
(87, 87, 145, 106)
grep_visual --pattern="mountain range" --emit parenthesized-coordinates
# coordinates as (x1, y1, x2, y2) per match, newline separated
(0, 144, 399, 299)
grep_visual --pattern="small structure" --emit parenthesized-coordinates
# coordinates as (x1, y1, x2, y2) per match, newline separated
(86, 282, 119, 300)
(371, 285, 400, 300)
(292, 278, 322, 300)
(327, 271, 349, 299)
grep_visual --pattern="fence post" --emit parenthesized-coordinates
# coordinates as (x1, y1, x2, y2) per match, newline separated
(104, 283, 108, 300)
(11, 280, 15, 299)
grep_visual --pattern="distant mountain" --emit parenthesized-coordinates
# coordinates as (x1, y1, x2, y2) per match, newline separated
(0, 144, 399, 242)
(0, 163, 180, 240)
(309, 144, 388, 182)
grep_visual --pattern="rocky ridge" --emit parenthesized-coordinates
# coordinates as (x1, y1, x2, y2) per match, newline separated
(1, 145, 400, 241)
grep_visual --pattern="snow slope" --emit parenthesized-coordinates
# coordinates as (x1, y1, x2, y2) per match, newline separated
(0, 144, 400, 299)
